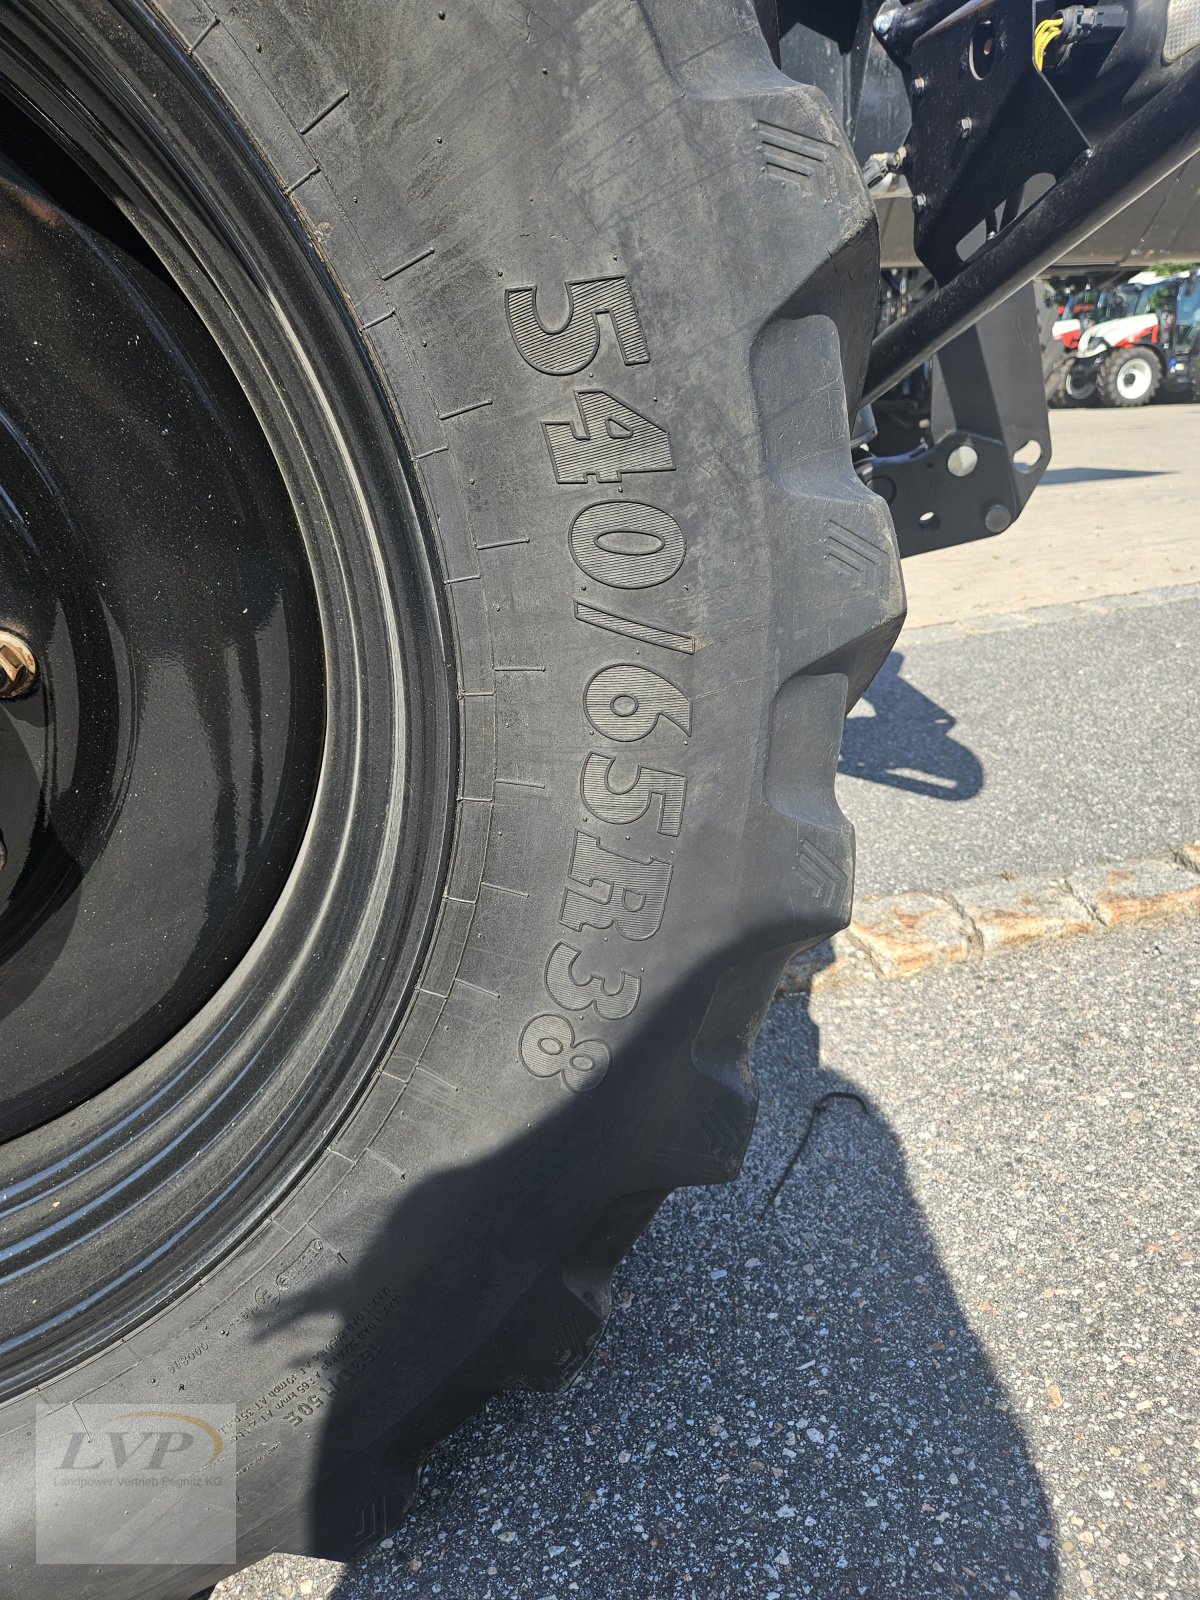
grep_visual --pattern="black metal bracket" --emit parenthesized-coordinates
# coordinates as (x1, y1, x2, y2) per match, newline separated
(899, 0, 1089, 281)
(864, 284, 1051, 556)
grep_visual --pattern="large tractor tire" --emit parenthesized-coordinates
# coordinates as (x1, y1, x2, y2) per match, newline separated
(0, 2, 903, 1594)
(1047, 352, 1096, 407)
(1098, 343, 1163, 406)
(1062, 359, 1101, 405)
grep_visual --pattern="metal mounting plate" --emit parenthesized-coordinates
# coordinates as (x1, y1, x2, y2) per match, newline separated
(868, 285, 1051, 554)
(908, 0, 1089, 281)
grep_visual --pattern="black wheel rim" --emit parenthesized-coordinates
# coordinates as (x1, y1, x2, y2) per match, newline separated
(0, 115, 325, 1137)
(0, 0, 455, 1397)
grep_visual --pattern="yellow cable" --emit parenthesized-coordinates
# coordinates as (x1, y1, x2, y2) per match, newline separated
(1034, 15, 1064, 70)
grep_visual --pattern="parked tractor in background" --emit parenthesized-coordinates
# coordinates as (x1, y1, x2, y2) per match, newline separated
(1052, 270, 1200, 404)
(1045, 280, 1135, 402)
(1051, 283, 1134, 349)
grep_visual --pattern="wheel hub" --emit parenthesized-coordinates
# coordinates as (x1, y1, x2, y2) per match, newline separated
(1118, 355, 1154, 398)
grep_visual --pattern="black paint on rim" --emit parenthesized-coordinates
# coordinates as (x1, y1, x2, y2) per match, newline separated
(0, 0, 455, 1396)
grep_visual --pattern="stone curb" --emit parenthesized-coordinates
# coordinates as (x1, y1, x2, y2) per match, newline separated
(778, 842, 1200, 995)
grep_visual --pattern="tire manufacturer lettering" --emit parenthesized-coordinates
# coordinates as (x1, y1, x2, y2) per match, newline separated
(543, 391, 674, 484)
(545, 941, 640, 1019)
(560, 831, 672, 941)
(579, 754, 685, 836)
(506, 277, 650, 375)
(568, 501, 684, 588)
(507, 274, 691, 1090)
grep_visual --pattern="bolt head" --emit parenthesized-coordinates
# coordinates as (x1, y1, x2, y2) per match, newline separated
(911, 75, 928, 96)
(984, 502, 1012, 534)
(0, 631, 38, 699)
(947, 442, 979, 477)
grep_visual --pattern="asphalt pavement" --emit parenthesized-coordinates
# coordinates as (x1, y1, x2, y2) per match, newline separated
(841, 589, 1200, 898)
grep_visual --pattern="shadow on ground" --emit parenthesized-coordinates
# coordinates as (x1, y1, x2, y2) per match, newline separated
(1039, 466, 1171, 486)
(839, 651, 984, 802)
(310, 986, 1055, 1600)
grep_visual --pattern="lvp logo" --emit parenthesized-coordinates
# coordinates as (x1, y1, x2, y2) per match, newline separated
(36, 1400, 235, 1564)
(55, 1408, 225, 1474)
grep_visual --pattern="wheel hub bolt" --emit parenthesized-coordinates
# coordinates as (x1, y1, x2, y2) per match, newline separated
(0, 631, 38, 699)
